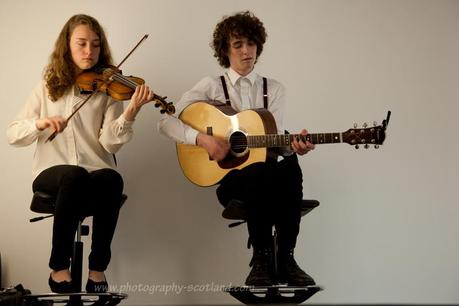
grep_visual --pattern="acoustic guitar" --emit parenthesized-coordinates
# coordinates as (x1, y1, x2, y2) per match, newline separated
(176, 101, 390, 186)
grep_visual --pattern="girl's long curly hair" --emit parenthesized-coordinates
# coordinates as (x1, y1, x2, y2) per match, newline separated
(44, 14, 113, 101)
(212, 11, 267, 68)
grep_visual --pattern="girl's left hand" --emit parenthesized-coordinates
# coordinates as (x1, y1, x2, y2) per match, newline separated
(124, 84, 154, 121)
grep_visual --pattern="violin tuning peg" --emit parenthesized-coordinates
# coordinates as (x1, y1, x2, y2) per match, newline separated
(160, 109, 166, 114)
(154, 102, 161, 108)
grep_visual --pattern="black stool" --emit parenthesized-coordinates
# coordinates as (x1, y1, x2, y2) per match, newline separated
(222, 199, 323, 304)
(24, 191, 128, 306)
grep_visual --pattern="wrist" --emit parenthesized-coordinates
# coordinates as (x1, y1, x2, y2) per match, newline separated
(124, 103, 139, 121)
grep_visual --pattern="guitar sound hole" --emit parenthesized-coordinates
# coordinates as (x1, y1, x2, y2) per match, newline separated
(229, 131, 247, 155)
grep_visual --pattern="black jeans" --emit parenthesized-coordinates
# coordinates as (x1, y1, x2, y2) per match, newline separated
(32, 165, 124, 271)
(217, 154, 303, 250)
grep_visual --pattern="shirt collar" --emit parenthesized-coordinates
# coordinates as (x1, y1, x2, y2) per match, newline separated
(227, 67, 258, 86)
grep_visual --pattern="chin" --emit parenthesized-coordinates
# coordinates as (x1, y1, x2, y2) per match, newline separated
(79, 64, 94, 70)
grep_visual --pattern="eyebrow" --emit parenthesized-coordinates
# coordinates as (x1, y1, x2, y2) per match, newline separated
(74, 37, 100, 42)
(230, 39, 243, 45)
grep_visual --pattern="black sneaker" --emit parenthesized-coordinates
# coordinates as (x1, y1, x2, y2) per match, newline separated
(278, 249, 315, 286)
(245, 248, 274, 286)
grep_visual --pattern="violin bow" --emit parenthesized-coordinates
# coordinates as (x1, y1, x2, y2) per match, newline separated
(46, 34, 149, 142)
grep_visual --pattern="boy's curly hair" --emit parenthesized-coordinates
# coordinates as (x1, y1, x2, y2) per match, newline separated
(212, 11, 267, 68)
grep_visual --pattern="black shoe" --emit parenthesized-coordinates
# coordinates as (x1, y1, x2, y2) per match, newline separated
(48, 274, 74, 293)
(245, 248, 274, 286)
(85, 278, 108, 293)
(278, 249, 315, 286)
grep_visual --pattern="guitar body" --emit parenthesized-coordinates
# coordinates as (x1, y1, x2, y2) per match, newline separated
(176, 101, 278, 187)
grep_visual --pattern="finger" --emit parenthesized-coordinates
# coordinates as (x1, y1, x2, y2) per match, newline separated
(132, 85, 142, 100)
(55, 120, 64, 133)
(291, 141, 300, 152)
(51, 121, 60, 133)
(297, 141, 307, 153)
(139, 85, 147, 97)
(148, 90, 155, 101)
(136, 85, 149, 103)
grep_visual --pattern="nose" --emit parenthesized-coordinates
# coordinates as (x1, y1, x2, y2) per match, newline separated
(85, 44, 94, 56)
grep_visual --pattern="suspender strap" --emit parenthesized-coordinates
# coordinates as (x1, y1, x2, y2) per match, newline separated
(263, 77, 268, 109)
(220, 75, 231, 105)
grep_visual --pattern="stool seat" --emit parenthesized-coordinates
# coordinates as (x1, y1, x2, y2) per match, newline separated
(31, 192, 128, 214)
(222, 199, 320, 220)
(30, 192, 56, 214)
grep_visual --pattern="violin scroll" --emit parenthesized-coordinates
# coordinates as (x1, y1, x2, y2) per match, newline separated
(153, 95, 175, 115)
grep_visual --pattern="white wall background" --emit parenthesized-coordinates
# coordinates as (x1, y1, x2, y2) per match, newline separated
(1, 0, 459, 304)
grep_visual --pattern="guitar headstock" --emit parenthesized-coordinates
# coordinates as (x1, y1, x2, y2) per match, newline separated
(342, 111, 391, 149)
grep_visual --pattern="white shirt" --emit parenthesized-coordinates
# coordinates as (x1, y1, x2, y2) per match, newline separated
(7, 81, 135, 179)
(158, 68, 287, 145)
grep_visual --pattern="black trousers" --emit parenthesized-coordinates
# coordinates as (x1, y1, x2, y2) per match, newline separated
(217, 154, 303, 250)
(32, 165, 124, 272)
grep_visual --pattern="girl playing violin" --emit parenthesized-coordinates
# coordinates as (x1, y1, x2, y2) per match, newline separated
(7, 14, 153, 293)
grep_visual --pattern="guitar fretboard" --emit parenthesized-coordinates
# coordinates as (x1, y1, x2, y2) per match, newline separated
(247, 133, 342, 148)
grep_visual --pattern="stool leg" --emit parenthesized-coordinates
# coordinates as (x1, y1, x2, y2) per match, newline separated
(272, 229, 279, 278)
(71, 221, 84, 292)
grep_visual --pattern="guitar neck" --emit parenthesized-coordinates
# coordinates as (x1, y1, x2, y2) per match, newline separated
(248, 133, 342, 148)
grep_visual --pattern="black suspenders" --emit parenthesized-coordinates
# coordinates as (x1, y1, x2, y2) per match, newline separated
(262, 77, 268, 109)
(220, 75, 268, 109)
(220, 75, 231, 105)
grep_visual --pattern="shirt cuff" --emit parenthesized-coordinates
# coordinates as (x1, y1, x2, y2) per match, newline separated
(280, 146, 295, 157)
(30, 119, 42, 135)
(185, 128, 200, 145)
(119, 115, 135, 128)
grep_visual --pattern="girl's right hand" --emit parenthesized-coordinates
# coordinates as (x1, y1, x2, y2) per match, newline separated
(36, 116, 67, 133)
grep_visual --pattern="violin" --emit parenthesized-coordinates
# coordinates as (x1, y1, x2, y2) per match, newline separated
(46, 34, 175, 142)
(76, 65, 176, 114)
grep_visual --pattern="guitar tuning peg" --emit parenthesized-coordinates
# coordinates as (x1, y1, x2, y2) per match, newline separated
(355, 144, 359, 149)
(353, 123, 358, 128)
(364, 144, 369, 149)
(363, 122, 368, 128)
(374, 145, 379, 149)
(160, 109, 165, 114)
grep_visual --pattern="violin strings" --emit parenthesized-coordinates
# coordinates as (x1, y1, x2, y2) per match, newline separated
(110, 72, 139, 89)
